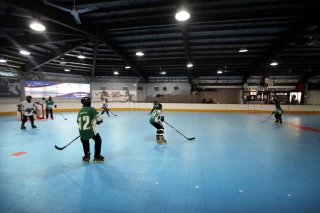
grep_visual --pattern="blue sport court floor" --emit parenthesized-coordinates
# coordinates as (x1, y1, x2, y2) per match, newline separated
(0, 111, 320, 213)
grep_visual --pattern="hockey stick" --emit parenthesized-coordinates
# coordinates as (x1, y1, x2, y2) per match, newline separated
(60, 113, 67, 120)
(163, 121, 195, 140)
(261, 113, 274, 123)
(55, 136, 80, 150)
(108, 110, 118, 116)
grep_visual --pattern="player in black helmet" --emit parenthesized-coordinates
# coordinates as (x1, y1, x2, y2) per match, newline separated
(272, 98, 283, 125)
(149, 103, 166, 144)
(18, 96, 37, 129)
(43, 96, 55, 119)
(77, 97, 104, 163)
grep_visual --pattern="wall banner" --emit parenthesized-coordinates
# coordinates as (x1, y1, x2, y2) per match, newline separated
(0, 78, 20, 97)
(24, 81, 90, 98)
(92, 89, 137, 103)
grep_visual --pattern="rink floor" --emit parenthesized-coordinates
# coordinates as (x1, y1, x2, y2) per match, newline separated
(0, 111, 320, 213)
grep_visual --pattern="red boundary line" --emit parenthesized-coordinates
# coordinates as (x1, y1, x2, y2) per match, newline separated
(250, 112, 320, 134)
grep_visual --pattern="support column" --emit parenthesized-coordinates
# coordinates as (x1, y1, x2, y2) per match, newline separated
(303, 83, 308, 105)
(20, 79, 24, 102)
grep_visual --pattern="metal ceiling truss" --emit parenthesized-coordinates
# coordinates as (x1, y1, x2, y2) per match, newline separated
(25, 39, 93, 72)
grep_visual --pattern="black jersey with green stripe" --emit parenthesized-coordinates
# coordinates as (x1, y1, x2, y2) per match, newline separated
(77, 106, 100, 140)
(149, 109, 162, 123)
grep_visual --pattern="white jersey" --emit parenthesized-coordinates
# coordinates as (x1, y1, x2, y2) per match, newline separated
(102, 102, 108, 109)
(20, 101, 34, 116)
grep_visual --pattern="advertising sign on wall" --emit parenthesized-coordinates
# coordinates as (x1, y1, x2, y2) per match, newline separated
(24, 81, 90, 98)
(92, 89, 136, 103)
(0, 78, 20, 97)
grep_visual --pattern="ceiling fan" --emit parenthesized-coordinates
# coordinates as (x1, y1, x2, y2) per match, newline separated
(43, 0, 98, 24)
(295, 36, 320, 48)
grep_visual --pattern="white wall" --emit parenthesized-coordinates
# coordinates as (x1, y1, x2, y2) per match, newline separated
(307, 90, 320, 105)
(136, 82, 191, 102)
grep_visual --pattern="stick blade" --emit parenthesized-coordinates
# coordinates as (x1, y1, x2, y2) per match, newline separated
(188, 137, 195, 140)
(55, 145, 64, 150)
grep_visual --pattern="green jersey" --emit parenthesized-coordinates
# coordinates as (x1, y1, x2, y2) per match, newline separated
(149, 109, 162, 123)
(77, 106, 101, 140)
(275, 102, 283, 114)
(45, 100, 55, 110)
(275, 103, 280, 109)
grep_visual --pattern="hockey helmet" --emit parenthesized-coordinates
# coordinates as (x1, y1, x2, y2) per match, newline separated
(153, 100, 159, 106)
(156, 103, 162, 110)
(49, 96, 52, 100)
(26, 96, 32, 103)
(81, 97, 91, 107)
(105, 98, 108, 102)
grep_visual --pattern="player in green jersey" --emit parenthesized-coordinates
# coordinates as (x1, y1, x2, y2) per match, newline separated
(149, 103, 166, 144)
(272, 98, 283, 124)
(42, 96, 56, 119)
(77, 97, 104, 163)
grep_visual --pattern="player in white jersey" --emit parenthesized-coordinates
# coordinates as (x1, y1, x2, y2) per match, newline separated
(19, 96, 36, 129)
(101, 98, 110, 116)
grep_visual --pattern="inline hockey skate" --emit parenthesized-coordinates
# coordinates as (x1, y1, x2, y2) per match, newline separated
(93, 155, 105, 162)
(82, 153, 90, 163)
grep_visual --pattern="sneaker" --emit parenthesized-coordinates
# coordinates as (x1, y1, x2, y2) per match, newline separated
(156, 135, 161, 143)
(32, 125, 37, 128)
(21, 126, 26, 130)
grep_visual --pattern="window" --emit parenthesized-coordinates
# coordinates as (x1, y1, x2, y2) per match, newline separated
(174, 86, 179, 91)
(138, 86, 143, 91)
(154, 86, 159, 91)
(163, 86, 167, 91)
(122, 86, 128, 91)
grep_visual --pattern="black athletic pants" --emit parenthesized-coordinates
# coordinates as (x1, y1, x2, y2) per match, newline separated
(46, 108, 53, 119)
(81, 133, 102, 157)
(151, 121, 164, 136)
(275, 113, 282, 122)
(22, 115, 35, 126)
(101, 108, 109, 116)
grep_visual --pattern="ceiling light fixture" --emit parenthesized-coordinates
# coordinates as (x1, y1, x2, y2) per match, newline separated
(187, 62, 193, 68)
(217, 70, 223, 74)
(30, 20, 46, 31)
(175, 7, 190, 21)
(270, 61, 278, 66)
(136, 51, 144, 56)
(64, 68, 70, 72)
(0, 58, 7, 63)
(125, 65, 131, 69)
(160, 71, 166, 75)
(239, 44, 248, 52)
(77, 54, 86, 59)
(20, 50, 30, 55)
(114, 71, 119, 75)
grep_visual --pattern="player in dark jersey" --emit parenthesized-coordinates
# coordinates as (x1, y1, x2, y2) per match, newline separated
(149, 103, 166, 144)
(272, 98, 283, 124)
(77, 97, 104, 162)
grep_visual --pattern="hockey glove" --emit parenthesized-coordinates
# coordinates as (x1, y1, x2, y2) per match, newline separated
(272, 111, 276, 114)
(160, 116, 164, 122)
(96, 120, 103, 125)
(54, 105, 57, 108)
(42, 97, 45, 100)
